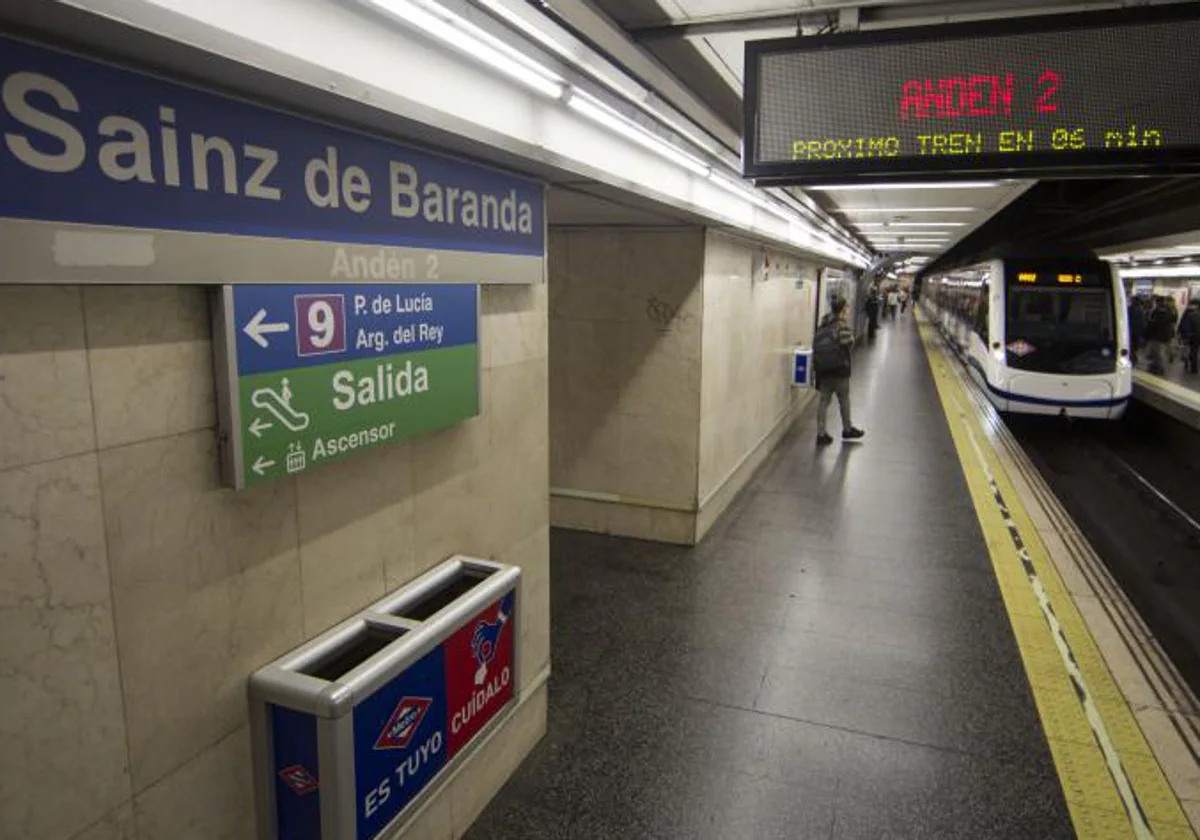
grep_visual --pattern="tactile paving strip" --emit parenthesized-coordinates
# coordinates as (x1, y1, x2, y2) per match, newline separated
(919, 316, 1197, 840)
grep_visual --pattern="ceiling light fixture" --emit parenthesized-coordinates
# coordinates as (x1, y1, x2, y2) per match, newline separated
(810, 181, 999, 191)
(566, 92, 710, 176)
(367, 0, 567, 99)
(854, 222, 967, 228)
(839, 207, 979, 214)
(1120, 265, 1200, 278)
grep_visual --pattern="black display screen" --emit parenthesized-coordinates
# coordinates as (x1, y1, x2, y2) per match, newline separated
(744, 6, 1200, 183)
(1005, 265, 1109, 288)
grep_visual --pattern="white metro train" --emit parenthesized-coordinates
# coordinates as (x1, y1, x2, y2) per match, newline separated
(923, 257, 1132, 419)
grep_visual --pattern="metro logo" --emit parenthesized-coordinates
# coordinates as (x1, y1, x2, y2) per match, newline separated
(278, 763, 319, 796)
(374, 697, 432, 751)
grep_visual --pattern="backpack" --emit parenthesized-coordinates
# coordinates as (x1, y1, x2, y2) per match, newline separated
(812, 321, 850, 377)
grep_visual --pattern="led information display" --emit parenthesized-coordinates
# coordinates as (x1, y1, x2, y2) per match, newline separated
(1006, 267, 1108, 288)
(744, 6, 1200, 183)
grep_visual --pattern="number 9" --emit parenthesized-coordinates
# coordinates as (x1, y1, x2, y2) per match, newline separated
(308, 300, 335, 348)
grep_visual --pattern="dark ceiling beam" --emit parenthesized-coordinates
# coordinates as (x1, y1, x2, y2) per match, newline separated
(924, 177, 1200, 273)
(628, 0, 1176, 41)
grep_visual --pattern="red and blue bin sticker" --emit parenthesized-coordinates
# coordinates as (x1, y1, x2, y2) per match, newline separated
(272, 590, 516, 840)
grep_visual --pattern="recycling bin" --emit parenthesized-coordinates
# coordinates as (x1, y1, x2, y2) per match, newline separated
(792, 347, 812, 387)
(250, 556, 520, 840)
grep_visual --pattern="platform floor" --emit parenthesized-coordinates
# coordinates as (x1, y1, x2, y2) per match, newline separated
(464, 316, 1074, 839)
(1136, 353, 1200, 393)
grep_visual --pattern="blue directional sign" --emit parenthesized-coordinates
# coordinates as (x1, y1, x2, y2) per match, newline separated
(216, 283, 479, 487)
(230, 284, 479, 376)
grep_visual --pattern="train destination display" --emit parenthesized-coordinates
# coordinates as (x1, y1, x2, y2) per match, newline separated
(744, 6, 1200, 183)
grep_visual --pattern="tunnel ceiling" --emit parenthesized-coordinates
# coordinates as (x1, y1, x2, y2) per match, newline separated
(924, 176, 1200, 271)
(566, 0, 1200, 268)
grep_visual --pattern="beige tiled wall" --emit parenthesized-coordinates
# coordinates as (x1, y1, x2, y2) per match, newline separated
(548, 228, 704, 542)
(0, 281, 550, 840)
(548, 227, 819, 545)
(696, 232, 817, 531)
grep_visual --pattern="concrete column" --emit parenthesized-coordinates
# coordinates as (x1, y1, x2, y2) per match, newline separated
(548, 227, 821, 544)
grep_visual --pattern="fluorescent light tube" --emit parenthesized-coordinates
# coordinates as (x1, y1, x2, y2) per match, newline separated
(810, 181, 998, 191)
(367, 0, 566, 99)
(567, 94, 710, 176)
(854, 222, 967, 228)
(1119, 266, 1200, 278)
(839, 207, 978, 213)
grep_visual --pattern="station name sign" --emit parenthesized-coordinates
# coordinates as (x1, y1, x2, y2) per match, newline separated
(0, 34, 544, 284)
(743, 5, 1200, 183)
(214, 283, 478, 488)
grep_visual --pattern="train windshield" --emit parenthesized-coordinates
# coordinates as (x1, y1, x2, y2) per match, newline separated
(1005, 286, 1116, 374)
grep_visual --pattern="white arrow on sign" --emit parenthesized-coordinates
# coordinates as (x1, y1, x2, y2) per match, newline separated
(248, 417, 274, 438)
(251, 456, 275, 476)
(243, 309, 291, 348)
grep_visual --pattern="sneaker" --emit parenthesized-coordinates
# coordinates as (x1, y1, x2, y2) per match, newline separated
(816, 433, 834, 446)
(842, 427, 865, 441)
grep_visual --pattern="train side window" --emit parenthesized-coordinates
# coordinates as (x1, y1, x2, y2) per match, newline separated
(973, 288, 989, 340)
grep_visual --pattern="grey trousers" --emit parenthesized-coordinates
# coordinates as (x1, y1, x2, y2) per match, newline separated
(1147, 340, 1168, 372)
(817, 377, 852, 435)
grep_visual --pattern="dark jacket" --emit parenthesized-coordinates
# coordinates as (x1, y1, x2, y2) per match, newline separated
(1180, 307, 1200, 344)
(814, 311, 855, 385)
(1128, 302, 1147, 341)
(1147, 307, 1176, 343)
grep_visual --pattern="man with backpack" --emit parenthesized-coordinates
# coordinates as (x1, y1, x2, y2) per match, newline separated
(1179, 299, 1200, 374)
(813, 298, 865, 445)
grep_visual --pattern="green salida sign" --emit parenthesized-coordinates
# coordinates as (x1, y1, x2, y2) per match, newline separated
(215, 284, 479, 488)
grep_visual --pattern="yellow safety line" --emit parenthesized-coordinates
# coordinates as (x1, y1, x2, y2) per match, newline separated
(916, 315, 1197, 840)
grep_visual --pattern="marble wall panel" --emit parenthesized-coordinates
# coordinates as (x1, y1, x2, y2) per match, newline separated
(83, 286, 214, 449)
(100, 430, 301, 791)
(70, 805, 139, 840)
(550, 409, 622, 494)
(618, 413, 698, 504)
(483, 283, 547, 370)
(0, 454, 130, 840)
(0, 285, 95, 470)
(489, 356, 548, 458)
(551, 231, 626, 322)
(297, 440, 414, 634)
(411, 467, 494, 576)
(697, 231, 813, 505)
(549, 495, 609, 535)
(133, 728, 255, 840)
(548, 227, 705, 528)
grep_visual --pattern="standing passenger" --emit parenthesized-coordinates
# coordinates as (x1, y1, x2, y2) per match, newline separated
(1128, 297, 1146, 366)
(864, 288, 881, 340)
(813, 298, 865, 445)
(1179, 300, 1200, 374)
(899, 288, 910, 314)
(1146, 298, 1175, 375)
(886, 288, 899, 320)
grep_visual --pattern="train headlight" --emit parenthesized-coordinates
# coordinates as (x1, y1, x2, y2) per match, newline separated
(991, 348, 1006, 363)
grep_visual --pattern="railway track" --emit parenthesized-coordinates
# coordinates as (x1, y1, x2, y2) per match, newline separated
(1007, 401, 1200, 700)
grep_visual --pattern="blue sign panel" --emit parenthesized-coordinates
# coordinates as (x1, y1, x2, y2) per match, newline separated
(0, 36, 543, 255)
(793, 349, 812, 387)
(231, 284, 478, 376)
(272, 706, 322, 840)
(352, 648, 448, 840)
